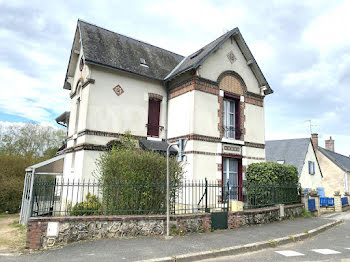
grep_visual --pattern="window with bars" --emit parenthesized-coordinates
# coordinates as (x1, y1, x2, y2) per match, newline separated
(223, 97, 240, 139)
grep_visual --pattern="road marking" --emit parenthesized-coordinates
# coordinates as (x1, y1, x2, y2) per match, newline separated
(311, 249, 341, 255)
(275, 250, 305, 257)
(345, 248, 350, 250)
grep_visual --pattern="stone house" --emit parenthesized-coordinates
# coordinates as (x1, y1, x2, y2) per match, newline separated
(311, 134, 350, 197)
(58, 20, 273, 186)
(265, 138, 323, 191)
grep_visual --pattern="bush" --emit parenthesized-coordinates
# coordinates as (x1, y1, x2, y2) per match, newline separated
(94, 133, 184, 215)
(245, 162, 299, 207)
(71, 193, 102, 216)
(0, 154, 45, 213)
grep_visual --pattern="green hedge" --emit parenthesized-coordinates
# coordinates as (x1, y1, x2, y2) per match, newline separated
(245, 162, 299, 208)
(94, 133, 184, 215)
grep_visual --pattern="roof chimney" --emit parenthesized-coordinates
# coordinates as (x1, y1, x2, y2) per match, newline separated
(311, 133, 318, 151)
(325, 136, 335, 152)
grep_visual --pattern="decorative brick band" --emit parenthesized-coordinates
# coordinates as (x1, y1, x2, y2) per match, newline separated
(245, 156, 265, 161)
(168, 76, 219, 99)
(168, 134, 265, 150)
(67, 129, 148, 141)
(244, 142, 265, 149)
(64, 143, 108, 153)
(245, 91, 264, 107)
(168, 133, 221, 143)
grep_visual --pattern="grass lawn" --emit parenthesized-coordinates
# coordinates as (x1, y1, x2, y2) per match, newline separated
(0, 213, 26, 253)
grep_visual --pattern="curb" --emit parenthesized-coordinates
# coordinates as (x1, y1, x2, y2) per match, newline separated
(137, 219, 343, 262)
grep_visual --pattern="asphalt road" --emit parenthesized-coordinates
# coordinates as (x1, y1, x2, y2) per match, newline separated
(200, 212, 350, 262)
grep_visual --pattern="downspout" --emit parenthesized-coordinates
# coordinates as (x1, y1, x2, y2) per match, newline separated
(164, 81, 168, 141)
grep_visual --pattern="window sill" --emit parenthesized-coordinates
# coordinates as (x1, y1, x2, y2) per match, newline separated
(147, 137, 162, 142)
(221, 138, 244, 145)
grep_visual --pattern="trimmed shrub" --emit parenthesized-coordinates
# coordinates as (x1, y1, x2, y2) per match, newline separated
(94, 133, 184, 215)
(245, 162, 299, 207)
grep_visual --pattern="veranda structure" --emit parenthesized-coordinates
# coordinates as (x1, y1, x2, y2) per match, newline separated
(20, 155, 64, 224)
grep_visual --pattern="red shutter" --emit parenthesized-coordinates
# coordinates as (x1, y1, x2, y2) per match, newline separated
(235, 99, 241, 140)
(147, 99, 160, 137)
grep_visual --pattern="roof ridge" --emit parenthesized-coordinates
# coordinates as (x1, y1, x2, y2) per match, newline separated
(266, 138, 310, 142)
(78, 19, 185, 59)
(319, 146, 350, 158)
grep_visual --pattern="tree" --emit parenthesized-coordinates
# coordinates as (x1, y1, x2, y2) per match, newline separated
(0, 122, 65, 157)
(0, 122, 66, 213)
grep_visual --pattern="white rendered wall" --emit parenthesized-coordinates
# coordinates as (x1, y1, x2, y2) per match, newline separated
(299, 143, 323, 190)
(198, 39, 260, 94)
(244, 103, 265, 144)
(87, 66, 167, 139)
(193, 91, 220, 137)
(168, 91, 194, 138)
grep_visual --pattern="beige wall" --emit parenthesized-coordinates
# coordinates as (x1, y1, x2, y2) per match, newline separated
(317, 150, 346, 196)
(87, 66, 167, 139)
(244, 103, 265, 144)
(168, 91, 194, 138)
(193, 91, 220, 137)
(198, 39, 261, 94)
(299, 143, 323, 190)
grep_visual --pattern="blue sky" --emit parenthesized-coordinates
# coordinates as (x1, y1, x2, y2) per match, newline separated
(0, 0, 349, 156)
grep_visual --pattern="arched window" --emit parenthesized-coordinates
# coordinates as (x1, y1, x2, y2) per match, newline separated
(218, 72, 246, 140)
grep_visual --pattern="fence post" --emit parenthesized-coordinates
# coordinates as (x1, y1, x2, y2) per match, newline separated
(334, 193, 342, 212)
(309, 193, 320, 216)
(205, 178, 209, 213)
(301, 193, 308, 211)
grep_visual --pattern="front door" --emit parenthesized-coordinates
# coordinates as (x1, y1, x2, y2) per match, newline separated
(223, 158, 242, 201)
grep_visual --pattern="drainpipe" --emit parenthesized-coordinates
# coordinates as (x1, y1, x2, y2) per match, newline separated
(164, 81, 168, 141)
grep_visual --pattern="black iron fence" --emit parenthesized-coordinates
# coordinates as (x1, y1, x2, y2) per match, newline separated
(30, 178, 301, 217)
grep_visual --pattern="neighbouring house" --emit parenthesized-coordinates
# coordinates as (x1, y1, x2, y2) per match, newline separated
(20, 19, 273, 223)
(311, 134, 350, 197)
(265, 138, 323, 192)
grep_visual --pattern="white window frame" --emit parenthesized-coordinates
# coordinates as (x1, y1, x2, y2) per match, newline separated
(223, 158, 239, 200)
(223, 99, 236, 139)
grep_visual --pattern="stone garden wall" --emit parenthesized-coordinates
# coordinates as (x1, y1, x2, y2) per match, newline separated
(228, 204, 303, 228)
(26, 214, 211, 250)
(26, 204, 303, 250)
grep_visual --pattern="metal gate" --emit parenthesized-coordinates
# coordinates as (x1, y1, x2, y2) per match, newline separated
(211, 186, 229, 230)
(211, 211, 228, 230)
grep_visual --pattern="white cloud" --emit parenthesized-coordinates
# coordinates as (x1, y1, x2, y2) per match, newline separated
(302, 0, 350, 54)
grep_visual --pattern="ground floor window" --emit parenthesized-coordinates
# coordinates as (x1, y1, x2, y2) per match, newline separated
(222, 157, 242, 201)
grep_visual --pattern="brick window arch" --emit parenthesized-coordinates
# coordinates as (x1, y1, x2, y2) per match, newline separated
(217, 71, 247, 96)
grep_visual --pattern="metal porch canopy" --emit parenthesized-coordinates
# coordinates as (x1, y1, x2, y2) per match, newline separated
(19, 154, 65, 225)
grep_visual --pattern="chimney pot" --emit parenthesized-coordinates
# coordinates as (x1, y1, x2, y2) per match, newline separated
(325, 136, 335, 152)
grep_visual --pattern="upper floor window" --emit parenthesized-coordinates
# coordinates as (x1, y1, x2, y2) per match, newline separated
(147, 99, 161, 137)
(223, 96, 240, 139)
(75, 97, 80, 134)
(308, 161, 315, 175)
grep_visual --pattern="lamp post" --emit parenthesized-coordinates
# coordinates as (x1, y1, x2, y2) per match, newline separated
(166, 139, 186, 237)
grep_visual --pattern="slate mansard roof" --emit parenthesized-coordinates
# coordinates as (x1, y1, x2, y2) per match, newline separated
(318, 147, 350, 172)
(65, 20, 272, 94)
(265, 138, 312, 174)
(78, 20, 184, 80)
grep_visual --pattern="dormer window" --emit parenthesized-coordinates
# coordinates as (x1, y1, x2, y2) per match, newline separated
(140, 58, 149, 68)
